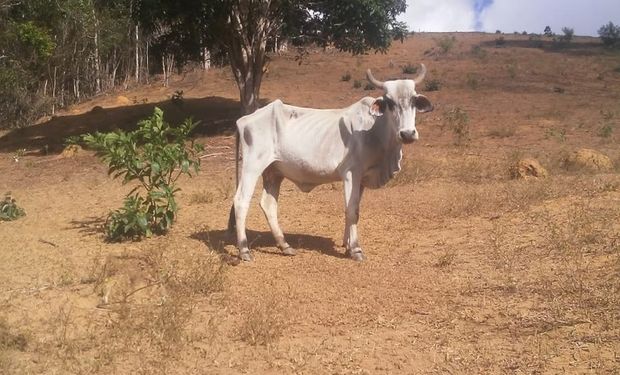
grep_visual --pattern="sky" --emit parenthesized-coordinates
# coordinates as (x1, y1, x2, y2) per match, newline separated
(399, 0, 620, 36)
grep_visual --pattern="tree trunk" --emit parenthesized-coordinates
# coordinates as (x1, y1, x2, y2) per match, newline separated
(135, 24, 140, 83)
(227, 2, 272, 115)
(93, 7, 101, 94)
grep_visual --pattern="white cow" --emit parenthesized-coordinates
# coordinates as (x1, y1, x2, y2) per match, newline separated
(228, 65, 433, 261)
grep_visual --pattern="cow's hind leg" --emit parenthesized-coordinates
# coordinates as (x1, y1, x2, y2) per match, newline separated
(260, 168, 294, 255)
(234, 165, 264, 261)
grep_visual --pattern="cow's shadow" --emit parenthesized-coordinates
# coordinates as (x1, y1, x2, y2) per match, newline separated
(191, 228, 346, 260)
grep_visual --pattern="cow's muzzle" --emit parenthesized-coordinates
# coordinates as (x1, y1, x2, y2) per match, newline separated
(399, 130, 418, 144)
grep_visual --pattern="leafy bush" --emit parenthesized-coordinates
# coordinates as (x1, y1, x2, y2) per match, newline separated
(0, 193, 25, 221)
(442, 107, 470, 145)
(437, 36, 456, 54)
(83, 107, 203, 241)
(424, 79, 441, 91)
(471, 45, 488, 59)
(340, 71, 351, 81)
(466, 73, 481, 90)
(401, 63, 417, 74)
(363, 82, 375, 90)
(598, 21, 620, 47)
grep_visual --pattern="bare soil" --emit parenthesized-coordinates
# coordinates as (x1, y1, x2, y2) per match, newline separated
(1, 33, 620, 374)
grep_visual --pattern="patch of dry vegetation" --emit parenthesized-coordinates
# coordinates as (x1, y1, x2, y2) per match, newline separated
(30, 242, 226, 374)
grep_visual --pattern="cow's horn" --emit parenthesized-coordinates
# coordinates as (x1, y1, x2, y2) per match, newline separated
(366, 69, 385, 90)
(413, 63, 427, 85)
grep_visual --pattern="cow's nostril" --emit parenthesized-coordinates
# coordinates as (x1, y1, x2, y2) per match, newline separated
(399, 130, 416, 144)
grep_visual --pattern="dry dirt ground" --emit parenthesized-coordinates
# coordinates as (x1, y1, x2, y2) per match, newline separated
(1, 33, 620, 374)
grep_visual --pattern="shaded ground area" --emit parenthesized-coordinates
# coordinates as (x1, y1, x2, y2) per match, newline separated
(0, 96, 242, 153)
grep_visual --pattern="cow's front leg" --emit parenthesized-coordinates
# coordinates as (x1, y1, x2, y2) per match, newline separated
(234, 166, 263, 261)
(343, 170, 365, 261)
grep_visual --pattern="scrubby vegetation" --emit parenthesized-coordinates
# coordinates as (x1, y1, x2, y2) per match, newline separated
(83, 108, 202, 241)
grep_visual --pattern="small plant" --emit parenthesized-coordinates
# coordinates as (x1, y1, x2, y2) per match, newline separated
(11, 148, 26, 163)
(0, 193, 25, 221)
(424, 79, 441, 91)
(470, 45, 487, 59)
(544, 127, 566, 142)
(340, 71, 351, 82)
(189, 190, 215, 205)
(83, 107, 203, 241)
(363, 82, 375, 90)
(437, 36, 456, 54)
(466, 73, 480, 90)
(434, 248, 456, 268)
(598, 110, 615, 138)
(507, 63, 517, 79)
(401, 63, 417, 74)
(171, 90, 184, 106)
(442, 106, 470, 145)
(495, 36, 506, 46)
(353, 79, 362, 89)
(598, 21, 620, 47)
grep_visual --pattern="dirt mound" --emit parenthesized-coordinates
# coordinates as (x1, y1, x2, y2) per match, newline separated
(564, 148, 613, 172)
(510, 158, 548, 179)
(116, 95, 131, 105)
(59, 144, 83, 158)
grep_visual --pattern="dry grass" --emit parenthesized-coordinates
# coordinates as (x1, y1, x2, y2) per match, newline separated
(188, 190, 215, 204)
(236, 285, 293, 346)
(32, 242, 227, 374)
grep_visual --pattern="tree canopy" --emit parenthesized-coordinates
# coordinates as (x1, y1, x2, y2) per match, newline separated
(0, 0, 408, 129)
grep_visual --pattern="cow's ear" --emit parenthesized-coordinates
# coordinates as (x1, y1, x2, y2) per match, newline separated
(414, 94, 433, 113)
(370, 98, 386, 117)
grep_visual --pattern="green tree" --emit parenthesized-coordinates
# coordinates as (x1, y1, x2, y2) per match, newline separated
(135, 0, 408, 114)
(598, 21, 620, 47)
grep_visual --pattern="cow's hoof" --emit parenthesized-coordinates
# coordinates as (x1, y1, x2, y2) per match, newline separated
(351, 252, 365, 262)
(347, 248, 365, 261)
(239, 251, 253, 262)
(281, 245, 297, 256)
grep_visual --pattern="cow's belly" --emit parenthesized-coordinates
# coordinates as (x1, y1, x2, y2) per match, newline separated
(272, 159, 341, 191)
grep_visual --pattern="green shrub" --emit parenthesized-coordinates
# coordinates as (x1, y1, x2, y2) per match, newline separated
(401, 63, 417, 74)
(0, 193, 25, 221)
(353, 79, 362, 88)
(442, 107, 470, 145)
(363, 82, 375, 90)
(83, 107, 203, 241)
(437, 36, 456, 54)
(466, 73, 481, 90)
(424, 79, 441, 91)
(471, 45, 487, 59)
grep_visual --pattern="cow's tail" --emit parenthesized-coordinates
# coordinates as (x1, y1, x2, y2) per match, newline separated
(227, 129, 240, 233)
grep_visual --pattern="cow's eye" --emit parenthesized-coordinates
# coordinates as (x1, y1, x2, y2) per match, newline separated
(385, 97, 396, 111)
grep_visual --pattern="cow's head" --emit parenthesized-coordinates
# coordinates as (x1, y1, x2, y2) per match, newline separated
(367, 65, 433, 144)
